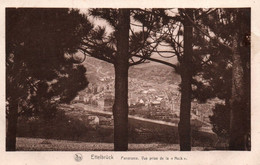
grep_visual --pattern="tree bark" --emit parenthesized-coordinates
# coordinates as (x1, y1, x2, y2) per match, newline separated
(6, 99, 19, 151)
(113, 9, 130, 151)
(229, 31, 248, 150)
(178, 9, 193, 151)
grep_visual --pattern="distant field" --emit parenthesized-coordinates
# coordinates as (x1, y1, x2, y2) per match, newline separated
(129, 65, 180, 84)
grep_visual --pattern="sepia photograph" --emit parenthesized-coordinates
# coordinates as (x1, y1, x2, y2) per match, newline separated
(5, 7, 251, 152)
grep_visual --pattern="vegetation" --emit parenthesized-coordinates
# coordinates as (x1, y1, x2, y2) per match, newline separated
(187, 8, 250, 150)
(6, 8, 90, 151)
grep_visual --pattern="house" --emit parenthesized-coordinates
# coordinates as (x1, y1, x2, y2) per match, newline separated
(88, 115, 100, 129)
(104, 92, 114, 111)
(151, 100, 161, 107)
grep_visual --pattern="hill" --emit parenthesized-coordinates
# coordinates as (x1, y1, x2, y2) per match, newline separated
(82, 55, 180, 85)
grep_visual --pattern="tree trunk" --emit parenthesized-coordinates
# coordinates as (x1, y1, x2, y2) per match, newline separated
(6, 100, 19, 151)
(229, 31, 248, 150)
(113, 9, 130, 151)
(178, 9, 193, 151)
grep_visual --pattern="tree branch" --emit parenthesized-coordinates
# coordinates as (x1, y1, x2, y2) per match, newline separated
(183, 10, 232, 51)
(132, 54, 177, 69)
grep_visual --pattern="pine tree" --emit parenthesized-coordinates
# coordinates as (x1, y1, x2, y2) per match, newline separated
(80, 8, 169, 150)
(6, 8, 90, 151)
(184, 8, 250, 150)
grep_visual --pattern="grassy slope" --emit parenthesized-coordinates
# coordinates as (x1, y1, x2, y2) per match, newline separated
(17, 102, 219, 151)
(16, 137, 207, 151)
